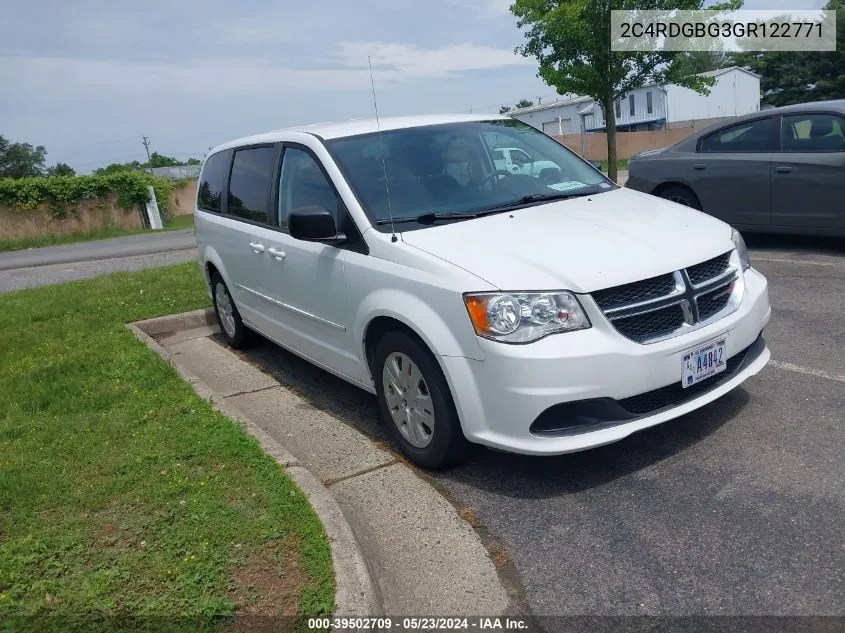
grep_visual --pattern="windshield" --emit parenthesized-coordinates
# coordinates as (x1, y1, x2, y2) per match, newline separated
(325, 119, 613, 231)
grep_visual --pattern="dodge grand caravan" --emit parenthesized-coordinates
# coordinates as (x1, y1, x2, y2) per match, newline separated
(195, 114, 771, 468)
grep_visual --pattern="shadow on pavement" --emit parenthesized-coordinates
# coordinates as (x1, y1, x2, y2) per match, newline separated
(743, 232, 845, 255)
(228, 333, 749, 499)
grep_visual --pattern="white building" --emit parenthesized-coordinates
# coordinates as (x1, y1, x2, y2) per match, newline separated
(511, 67, 761, 135)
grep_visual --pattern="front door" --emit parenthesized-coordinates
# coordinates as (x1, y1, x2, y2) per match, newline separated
(256, 145, 360, 379)
(772, 112, 845, 230)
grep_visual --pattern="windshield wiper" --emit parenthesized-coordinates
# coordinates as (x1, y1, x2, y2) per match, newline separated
(374, 190, 601, 226)
(474, 190, 597, 216)
(375, 212, 478, 226)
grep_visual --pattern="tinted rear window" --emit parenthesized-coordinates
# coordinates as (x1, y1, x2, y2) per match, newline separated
(197, 151, 229, 213)
(698, 118, 773, 153)
(227, 147, 277, 223)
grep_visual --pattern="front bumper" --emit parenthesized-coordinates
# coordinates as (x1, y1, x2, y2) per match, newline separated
(441, 268, 771, 455)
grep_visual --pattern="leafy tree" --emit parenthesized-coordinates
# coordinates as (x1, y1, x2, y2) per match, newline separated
(146, 152, 182, 168)
(511, 0, 740, 182)
(734, 0, 844, 106)
(812, 0, 845, 100)
(732, 51, 812, 107)
(94, 161, 143, 176)
(46, 162, 76, 177)
(499, 105, 513, 114)
(677, 50, 733, 75)
(0, 135, 47, 179)
(93, 154, 201, 176)
(515, 98, 535, 109)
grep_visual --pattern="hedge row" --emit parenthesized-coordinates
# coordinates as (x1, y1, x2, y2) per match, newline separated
(0, 171, 174, 220)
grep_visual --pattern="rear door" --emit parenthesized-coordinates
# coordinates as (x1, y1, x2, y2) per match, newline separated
(217, 144, 282, 323)
(771, 112, 845, 230)
(692, 116, 775, 227)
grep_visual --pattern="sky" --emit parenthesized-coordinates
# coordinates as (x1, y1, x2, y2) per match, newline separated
(0, 0, 827, 171)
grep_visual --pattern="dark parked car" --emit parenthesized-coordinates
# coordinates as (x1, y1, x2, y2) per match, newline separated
(625, 100, 845, 236)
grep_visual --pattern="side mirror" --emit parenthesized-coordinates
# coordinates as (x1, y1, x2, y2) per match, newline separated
(289, 206, 346, 243)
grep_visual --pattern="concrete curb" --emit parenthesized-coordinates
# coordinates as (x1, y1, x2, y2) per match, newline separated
(127, 312, 382, 617)
(131, 308, 217, 337)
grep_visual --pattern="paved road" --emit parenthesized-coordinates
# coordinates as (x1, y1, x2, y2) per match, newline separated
(0, 249, 198, 293)
(0, 230, 198, 293)
(0, 229, 195, 271)
(235, 233, 845, 618)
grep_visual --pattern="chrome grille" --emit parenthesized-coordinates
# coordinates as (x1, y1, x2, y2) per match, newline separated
(592, 274, 676, 311)
(697, 284, 733, 321)
(613, 304, 686, 343)
(591, 251, 739, 344)
(687, 252, 732, 285)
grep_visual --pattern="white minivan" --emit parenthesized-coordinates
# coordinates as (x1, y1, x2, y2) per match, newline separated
(195, 114, 771, 468)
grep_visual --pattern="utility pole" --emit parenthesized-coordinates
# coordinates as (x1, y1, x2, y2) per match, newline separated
(142, 136, 152, 173)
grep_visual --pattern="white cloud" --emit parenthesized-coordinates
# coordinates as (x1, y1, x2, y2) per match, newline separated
(485, 0, 514, 16)
(0, 55, 371, 98)
(0, 0, 548, 167)
(334, 42, 532, 79)
(0, 41, 532, 103)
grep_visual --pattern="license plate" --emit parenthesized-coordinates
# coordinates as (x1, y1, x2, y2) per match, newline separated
(681, 338, 727, 388)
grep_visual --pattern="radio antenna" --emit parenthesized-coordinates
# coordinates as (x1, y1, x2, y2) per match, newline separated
(368, 56, 397, 242)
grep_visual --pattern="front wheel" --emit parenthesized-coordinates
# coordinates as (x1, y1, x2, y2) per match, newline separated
(374, 331, 472, 469)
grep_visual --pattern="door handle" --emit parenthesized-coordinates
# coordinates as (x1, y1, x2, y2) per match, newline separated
(248, 241, 265, 253)
(775, 166, 793, 174)
(267, 247, 286, 261)
(693, 164, 706, 170)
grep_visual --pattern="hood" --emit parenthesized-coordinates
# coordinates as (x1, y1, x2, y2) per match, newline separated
(400, 188, 733, 293)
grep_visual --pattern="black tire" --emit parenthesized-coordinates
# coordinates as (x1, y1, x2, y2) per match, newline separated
(210, 272, 254, 349)
(374, 331, 472, 469)
(658, 185, 702, 210)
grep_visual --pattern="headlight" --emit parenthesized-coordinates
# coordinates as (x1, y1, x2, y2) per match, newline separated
(464, 291, 591, 343)
(731, 228, 751, 271)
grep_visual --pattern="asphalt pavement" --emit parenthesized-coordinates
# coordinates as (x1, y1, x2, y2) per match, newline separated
(2, 221, 843, 616)
(235, 232, 845, 617)
(0, 229, 197, 293)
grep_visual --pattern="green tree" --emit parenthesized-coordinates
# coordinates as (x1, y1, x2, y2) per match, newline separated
(732, 51, 811, 107)
(511, 0, 740, 182)
(515, 98, 535, 109)
(734, 0, 844, 106)
(94, 161, 143, 176)
(677, 50, 733, 75)
(186, 157, 202, 165)
(499, 105, 513, 114)
(0, 135, 47, 179)
(146, 152, 182, 168)
(812, 0, 845, 100)
(46, 162, 76, 177)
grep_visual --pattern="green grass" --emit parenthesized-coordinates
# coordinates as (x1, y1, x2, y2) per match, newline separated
(599, 158, 629, 173)
(0, 263, 333, 631)
(0, 215, 194, 254)
(163, 215, 195, 231)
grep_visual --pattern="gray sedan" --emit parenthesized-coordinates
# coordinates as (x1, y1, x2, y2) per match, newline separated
(625, 100, 845, 236)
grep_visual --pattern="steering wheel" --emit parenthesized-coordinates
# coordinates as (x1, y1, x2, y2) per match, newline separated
(480, 169, 511, 188)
